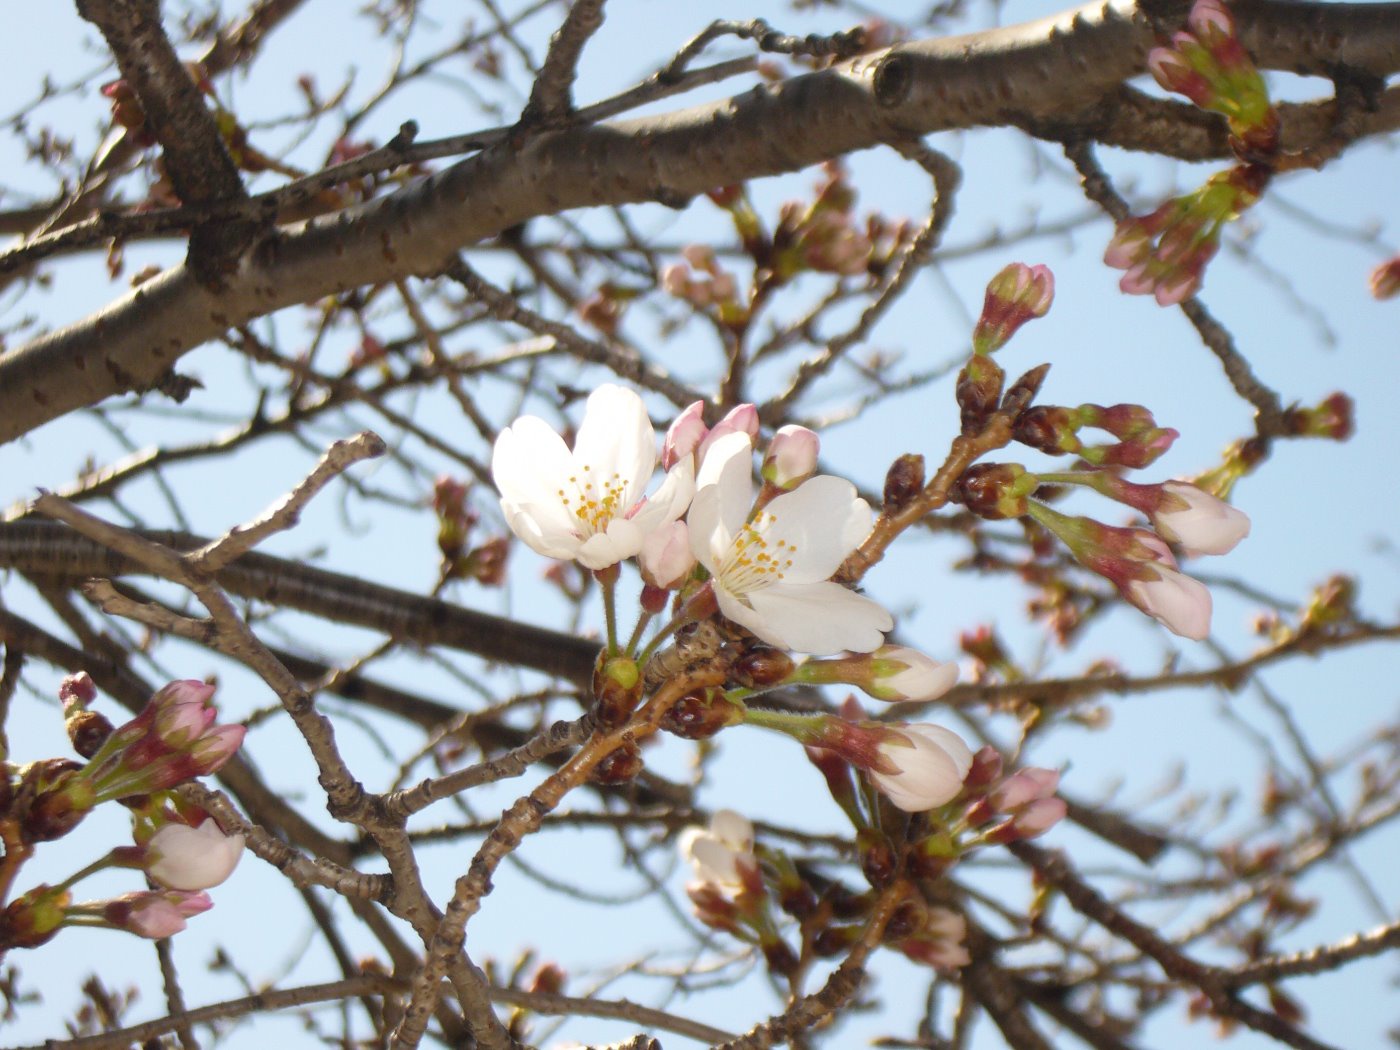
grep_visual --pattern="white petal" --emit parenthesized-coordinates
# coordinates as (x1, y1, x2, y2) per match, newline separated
(687, 484, 730, 575)
(572, 385, 655, 505)
(696, 432, 755, 538)
(629, 455, 695, 535)
(502, 501, 582, 561)
(576, 518, 644, 569)
(709, 809, 754, 852)
(871, 728, 969, 811)
(1127, 568, 1212, 640)
(492, 417, 579, 538)
(744, 581, 892, 654)
(760, 476, 871, 583)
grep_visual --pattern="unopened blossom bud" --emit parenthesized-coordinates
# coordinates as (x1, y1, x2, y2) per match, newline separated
(661, 689, 744, 740)
(661, 263, 691, 297)
(1081, 474, 1250, 557)
(954, 462, 1037, 520)
(972, 263, 1054, 355)
(1282, 392, 1353, 441)
(761, 426, 819, 490)
(882, 453, 925, 513)
(859, 832, 897, 887)
(697, 404, 759, 462)
(65, 708, 115, 760)
(146, 819, 245, 891)
(1011, 796, 1067, 838)
(791, 646, 957, 703)
(962, 745, 1004, 792)
(101, 890, 212, 939)
(0, 885, 71, 949)
(1029, 503, 1213, 640)
(640, 520, 695, 590)
(591, 741, 644, 784)
(59, 672, 98, 710)
(1012, 405, 1079, 456)
(592, 655, 642, 728)
(1370, 257, 1400, 300)
(732, 648, 797, 689)
(663, 400, 708, 469)
(989, 767, 1060, 811)
(1152, 481, 1250, 556)
(956, 355, 1005, 435)
(868, 723, 974, 812)
(891, 902, 970, 972)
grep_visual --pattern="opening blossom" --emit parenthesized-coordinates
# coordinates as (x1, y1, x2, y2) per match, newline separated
(678, 809, 758, 890)
(492, 384, 694, 570)
(145, 819, 245, 891)
(688, 432, 893, 655)
(868, 724, 974, 813)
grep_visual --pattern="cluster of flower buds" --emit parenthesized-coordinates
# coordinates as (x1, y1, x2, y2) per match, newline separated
(1147, 0, 1279, 157)
(1104, 166, 1266, 306)
(706, 164, 913, 299)
(1106, 0, 1279, 305)
(884, 897, 970, 971)
(1371, 256, 1400, 300)
(1014, 402, 1179, 469)
(433, 475, 509, 586)
(1, 676, 245, 952)
(662, 245, 741, 316)
(961, 751, 1067, 845)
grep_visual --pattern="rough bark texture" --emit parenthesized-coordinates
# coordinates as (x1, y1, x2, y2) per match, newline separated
(2, 0, 1398, 446)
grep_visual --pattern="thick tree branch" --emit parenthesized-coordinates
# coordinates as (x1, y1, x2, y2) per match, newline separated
(4, 0, 1399, 444)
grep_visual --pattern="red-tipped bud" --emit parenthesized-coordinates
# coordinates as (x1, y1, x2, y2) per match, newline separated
(972, 263, 1054, 354)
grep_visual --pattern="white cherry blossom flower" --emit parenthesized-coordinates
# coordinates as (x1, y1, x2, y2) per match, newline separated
(492, 385, 694, 570)
(678, 809, 755, 888)
(688, 432, 892, 655)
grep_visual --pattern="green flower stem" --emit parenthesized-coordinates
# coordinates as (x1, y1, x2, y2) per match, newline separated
(740, 706, 826, 744)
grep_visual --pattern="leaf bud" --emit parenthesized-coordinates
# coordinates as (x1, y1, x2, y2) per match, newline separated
(882, 453, 925, 514)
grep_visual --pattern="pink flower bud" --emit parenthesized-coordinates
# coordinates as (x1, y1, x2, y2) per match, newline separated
(681, 244, 715, 271)
(639, 520, 695, 590)
(988, 767, 1060, 811)
(1012, 797, 1067, 838)
(697, 404, 759, 462)
(761, 425, 820, 489)
(868, 723, 973, 812)
(1154, 481, 1250, 557)
(1369, 257, 1400, 300)
(1125, 561, 1213, 641)
(150, 680, 219, 746)
(972, 263, 1055, 354)
(663, 401, 708, 469)
(103, 890, 211, 939)
(146, 819, 245, 891)
(661, 263, 691, 297)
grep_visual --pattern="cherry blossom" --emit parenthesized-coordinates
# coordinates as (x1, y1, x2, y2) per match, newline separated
(868, 723, 973, 812)
(678, 809, 756, 889)
(146, 819, 245, 891)
(491, 384, 694, 570)
(688, 433, 892, 654)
